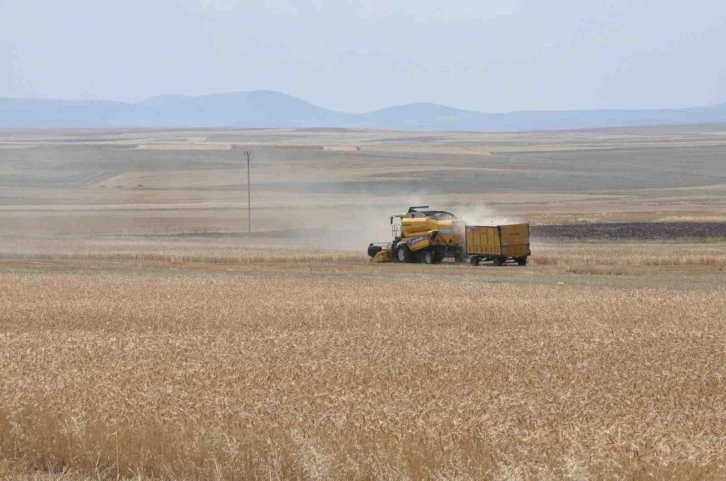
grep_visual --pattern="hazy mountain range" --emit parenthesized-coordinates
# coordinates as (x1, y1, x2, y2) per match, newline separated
(2, 90, 726, 131)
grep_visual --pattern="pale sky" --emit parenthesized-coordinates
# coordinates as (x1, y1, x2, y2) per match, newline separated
(1, 0, 724, 112)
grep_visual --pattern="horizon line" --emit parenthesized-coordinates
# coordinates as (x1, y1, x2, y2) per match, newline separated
(1, 90, 724, 116)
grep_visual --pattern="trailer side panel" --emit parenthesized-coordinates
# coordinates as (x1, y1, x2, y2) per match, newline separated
(465, 224, 530, 259)
(465, 226, 501, 255)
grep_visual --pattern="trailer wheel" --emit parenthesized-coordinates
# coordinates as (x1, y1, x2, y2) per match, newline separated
(397, 245, 413, 263)
(423, 250, 436, 265)
(470, 256, 480, 266)
(517, 257, 528, 266)
(493, 256, 504, 266)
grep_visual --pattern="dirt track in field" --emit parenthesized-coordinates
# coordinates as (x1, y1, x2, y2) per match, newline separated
(532, 222, 726, 241)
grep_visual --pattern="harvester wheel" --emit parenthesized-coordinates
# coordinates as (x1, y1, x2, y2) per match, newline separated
(470, 256, 480, 266)
(396, 245, 413, 263)
(423, 250, 436, 265)
(493, 257, 504, 266)
(517, 257, 528, 266)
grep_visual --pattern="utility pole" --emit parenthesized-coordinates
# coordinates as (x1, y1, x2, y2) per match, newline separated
(244, 151, 252, 233)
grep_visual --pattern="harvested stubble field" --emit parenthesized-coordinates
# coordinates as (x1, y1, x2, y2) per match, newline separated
(2, 127, 726, 480)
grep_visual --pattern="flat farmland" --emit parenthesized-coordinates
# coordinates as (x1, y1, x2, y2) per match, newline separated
(0, 127, 725, 480)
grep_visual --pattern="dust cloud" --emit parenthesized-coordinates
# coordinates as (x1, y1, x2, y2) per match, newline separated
(277, 192, 519, 252)
(449, 203, 521, 227)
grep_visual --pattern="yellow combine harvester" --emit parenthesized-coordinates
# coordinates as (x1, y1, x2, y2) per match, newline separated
(367, 206, 530, 266)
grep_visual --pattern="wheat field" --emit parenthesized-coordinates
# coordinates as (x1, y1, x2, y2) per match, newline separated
(1, 247, 725, 480)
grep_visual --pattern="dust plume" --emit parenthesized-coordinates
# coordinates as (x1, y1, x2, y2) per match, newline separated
(449, 202, 522, 226)
(277, 191, 439, 252)
(279, 193, 522, 253)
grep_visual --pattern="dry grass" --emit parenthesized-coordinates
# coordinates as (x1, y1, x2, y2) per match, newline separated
(1, 266, 725, 480)
(563, 265, 630, 276)
(0, 241, 365, 266)
(532, 243, 726, 268)
(2, 240, 724, 271)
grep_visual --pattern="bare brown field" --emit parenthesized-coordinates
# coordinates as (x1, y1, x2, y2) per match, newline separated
(1, 127, 726, 480)
(1, 127, 726, 241)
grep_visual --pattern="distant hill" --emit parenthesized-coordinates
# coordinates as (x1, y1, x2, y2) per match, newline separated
(2, 90, 726, 131)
